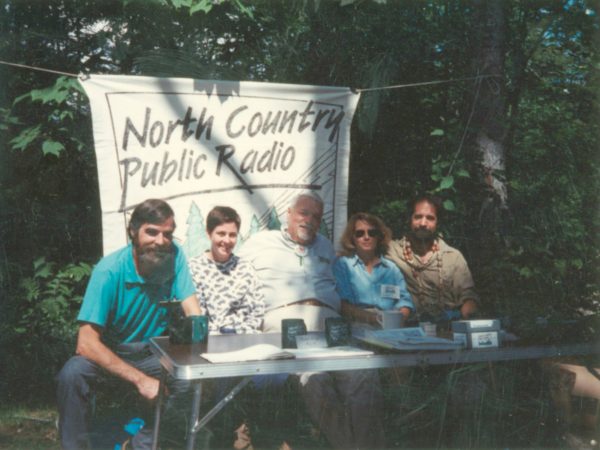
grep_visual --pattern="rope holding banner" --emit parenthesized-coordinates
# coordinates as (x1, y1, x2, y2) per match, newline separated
(0, 59, 79, 78)
(0, 59, 500, 92)
(354, 74, 500, 93)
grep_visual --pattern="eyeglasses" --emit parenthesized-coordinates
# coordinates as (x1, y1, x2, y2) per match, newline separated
(354, 229, 380, 238)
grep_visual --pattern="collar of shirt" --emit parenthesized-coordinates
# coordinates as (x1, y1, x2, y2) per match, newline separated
(124, 244, 146, 286)
(207, 253, 238, 273)
(349, 253, 390, 269)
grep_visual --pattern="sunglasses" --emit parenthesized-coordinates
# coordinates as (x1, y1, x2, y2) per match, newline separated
(354, 229, 380, 238)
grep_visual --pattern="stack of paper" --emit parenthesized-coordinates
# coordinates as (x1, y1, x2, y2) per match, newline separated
(358, 327, 464, 351)
(201, 344, 294, 363)
(201, 343, 374, 363)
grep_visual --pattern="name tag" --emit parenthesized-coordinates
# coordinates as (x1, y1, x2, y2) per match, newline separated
(296, 333, 328, 349)
(380, 284, 400, 299)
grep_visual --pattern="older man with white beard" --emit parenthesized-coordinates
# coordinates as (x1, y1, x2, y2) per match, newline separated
(56, 199, 200, 450)
(239, 191, 385, 450)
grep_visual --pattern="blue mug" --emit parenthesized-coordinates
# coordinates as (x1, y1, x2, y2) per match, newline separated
(170, 315, 209, 346)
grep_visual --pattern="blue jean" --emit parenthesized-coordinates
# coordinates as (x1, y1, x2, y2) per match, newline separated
(56, 343, 190, 450)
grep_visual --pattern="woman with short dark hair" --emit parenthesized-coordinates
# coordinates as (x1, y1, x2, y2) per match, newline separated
(188, 206, 264, 333)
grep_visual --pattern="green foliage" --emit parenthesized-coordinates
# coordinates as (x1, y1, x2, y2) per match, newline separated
(9, 77, 83, 156)
(371, 200, 407, 236)
(0, 259, 91, 402)
(170, 0, 213, 13)
(16, 258, 91, 340)
(41, 140, 65, 157)
(0, 107, 21, 131)
(22, 76, 82, 105)
(163, 0, 255, 17)
(9, 125, 41, 152)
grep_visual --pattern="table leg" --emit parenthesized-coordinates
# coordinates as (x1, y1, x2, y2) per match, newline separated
(151, 369, 167, 450)
(186, 381, 203, 450)
(195, 377, 252, 431)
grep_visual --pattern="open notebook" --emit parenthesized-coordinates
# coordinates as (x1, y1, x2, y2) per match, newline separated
(201, 343, 373, 363)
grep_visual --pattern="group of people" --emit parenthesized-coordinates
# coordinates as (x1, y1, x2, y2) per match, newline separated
(56, 191, 481, 450)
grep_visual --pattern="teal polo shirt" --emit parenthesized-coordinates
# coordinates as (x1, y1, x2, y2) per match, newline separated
(77, 243, 196, 345)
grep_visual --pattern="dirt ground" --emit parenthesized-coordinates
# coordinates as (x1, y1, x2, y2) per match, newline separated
(2, 364, 598, 450)
(0, 407, 60, 450)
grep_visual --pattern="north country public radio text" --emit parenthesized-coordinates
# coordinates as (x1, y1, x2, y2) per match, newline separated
(117, 101, 345, 210)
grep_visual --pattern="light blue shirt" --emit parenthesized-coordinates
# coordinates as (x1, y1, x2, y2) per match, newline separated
(238, 229, 340, 312)
(77, 243, 196, 345)
(333, 254, 414, 311)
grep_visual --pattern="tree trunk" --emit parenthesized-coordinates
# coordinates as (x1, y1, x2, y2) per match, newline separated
(471, 0, 510, 241)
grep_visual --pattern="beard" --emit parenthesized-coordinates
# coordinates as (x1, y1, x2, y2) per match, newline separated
(296, 224, 316, 243)
(410, 227, 437, 243)
(135, 244, 176, 284)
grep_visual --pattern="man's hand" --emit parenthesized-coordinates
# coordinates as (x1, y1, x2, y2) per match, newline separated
(76, 324, 155, 394)
(135, 373, 161, 401)
(460, 299, 477, 319)
(399, 307, 411, 319)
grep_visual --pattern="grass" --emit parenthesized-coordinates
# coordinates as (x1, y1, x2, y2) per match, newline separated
(1, 361, 596, 449)
(0, 405, 60, 450)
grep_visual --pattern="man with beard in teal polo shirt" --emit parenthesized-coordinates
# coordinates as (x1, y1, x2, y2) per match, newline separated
(56, 199, 200, 450)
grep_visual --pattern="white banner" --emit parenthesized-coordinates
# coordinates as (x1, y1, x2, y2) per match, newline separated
(80, 75, 360, 257)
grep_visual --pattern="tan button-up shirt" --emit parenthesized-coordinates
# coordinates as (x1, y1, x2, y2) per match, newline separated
(386, 237, 478, 317)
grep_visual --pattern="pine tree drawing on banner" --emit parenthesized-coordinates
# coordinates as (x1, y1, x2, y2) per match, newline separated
(183, 201, 210, 258)
(267, 207, 281, 230)
(248, 214, 261, 237)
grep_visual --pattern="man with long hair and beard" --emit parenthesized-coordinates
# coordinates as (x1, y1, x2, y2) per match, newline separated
(57, 199, 201, 450)
(387, 193, 478, 321)
(387, 194, 483, 436)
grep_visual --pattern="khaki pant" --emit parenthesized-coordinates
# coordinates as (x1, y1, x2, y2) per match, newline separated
(264, 305, 386, 450)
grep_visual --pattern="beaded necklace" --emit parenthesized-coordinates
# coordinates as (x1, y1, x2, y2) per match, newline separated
(402, 238, 443, 309)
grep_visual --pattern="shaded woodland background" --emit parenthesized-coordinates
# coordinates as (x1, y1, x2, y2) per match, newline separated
(0, 0, 598, 412)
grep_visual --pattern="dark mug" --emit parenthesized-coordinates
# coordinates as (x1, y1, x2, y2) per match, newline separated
(325, 317, 351, 347)
(170, 315, 209, 347)
(281, 318, 307, 349)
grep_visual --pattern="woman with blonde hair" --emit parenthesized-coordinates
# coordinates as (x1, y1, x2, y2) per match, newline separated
(334, 212, 414, 326)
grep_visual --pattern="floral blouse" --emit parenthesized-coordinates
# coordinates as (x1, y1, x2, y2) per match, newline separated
(188, 253, 265, 333)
